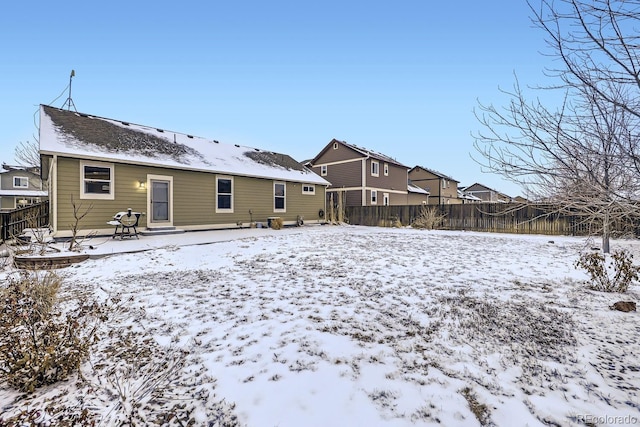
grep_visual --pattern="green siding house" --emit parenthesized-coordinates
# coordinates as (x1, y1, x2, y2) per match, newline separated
(39, 105, 328, 237)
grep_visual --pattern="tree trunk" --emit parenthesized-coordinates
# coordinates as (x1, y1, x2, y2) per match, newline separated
(602, 210, 611, 254)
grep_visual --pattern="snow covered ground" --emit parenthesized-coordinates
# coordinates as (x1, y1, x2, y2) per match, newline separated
(1, 225, 640, 426)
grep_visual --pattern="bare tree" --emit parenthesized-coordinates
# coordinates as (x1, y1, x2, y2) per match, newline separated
(474, 0, 640, 253)
(14, 139, 40, 169)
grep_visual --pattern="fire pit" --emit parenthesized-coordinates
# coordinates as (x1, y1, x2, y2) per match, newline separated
(107, 208, 141, 239)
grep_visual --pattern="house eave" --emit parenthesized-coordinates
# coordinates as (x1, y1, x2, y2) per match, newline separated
(39, 150, 330, 186)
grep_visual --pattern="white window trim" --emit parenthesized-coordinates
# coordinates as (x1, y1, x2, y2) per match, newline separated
(383, 163, 389, 176)
(274, 181, 286, 212)
(216, 175, 234, 213)
(383, 193, 389, 206)
(302, 184, 315, 195)
(13, 176, 29, 188)
(80, 160, 114, 200)
(333, 142, 338, 150)
(320, 165, 328, 176)
(371, 160, 380, 177)
(371, 190, 378, 205)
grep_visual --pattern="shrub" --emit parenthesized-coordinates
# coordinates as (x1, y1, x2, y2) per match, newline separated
(411, 205, 446, 230)
(269, 217, 284, 230)
(0, 271, 104, 392)
(575, 249, 640, 293)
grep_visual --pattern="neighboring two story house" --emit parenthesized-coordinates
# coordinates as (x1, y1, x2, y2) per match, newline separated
(462, 183, 512, 203)
(408, 166, 461, 205)
(308, 139, 428, 206)
(0, 164, 48, 212)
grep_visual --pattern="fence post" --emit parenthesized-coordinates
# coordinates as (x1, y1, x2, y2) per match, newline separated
(1, 212, 8, 241)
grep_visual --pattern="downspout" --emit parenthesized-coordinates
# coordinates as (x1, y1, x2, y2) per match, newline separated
(49, 155, 57, 234)
(361, 156, 368, 206)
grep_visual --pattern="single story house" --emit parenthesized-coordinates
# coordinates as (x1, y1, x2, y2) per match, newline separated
(39, 105, 329, 237)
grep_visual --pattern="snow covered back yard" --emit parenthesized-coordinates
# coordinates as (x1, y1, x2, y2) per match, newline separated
(1, 225, 640, 426)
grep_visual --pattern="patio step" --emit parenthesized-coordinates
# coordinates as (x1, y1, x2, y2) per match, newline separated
(140, 227, 185, 236)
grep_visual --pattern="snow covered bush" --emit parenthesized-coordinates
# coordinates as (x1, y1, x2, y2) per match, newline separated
(575, 249, 640, 293)
(0, 271, 104, 392)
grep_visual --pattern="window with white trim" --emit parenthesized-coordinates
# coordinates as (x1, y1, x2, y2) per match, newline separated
(302, 184, 315, 195)
(333, 142, 338, 150)
(371, 160, 379, 177)
(80, 161, 114, 200)
(216, 176, 233, 213)
(320, 165, 327, 176)
(383, 163, 389, 176)
(442, 179, 449, 189)
(13, 176, 29, 188)
(274, 182, 286, 212)
(371, 190, 378, 204)
(383, 193, 389, 206)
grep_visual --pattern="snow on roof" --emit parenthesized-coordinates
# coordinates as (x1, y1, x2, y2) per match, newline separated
(39, 105, 329, 186)
(457, 189, 481, 201)
(0, 189, 48, 197)
(408, 182, 429, 194)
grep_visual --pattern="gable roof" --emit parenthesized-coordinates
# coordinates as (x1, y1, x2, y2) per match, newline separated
(310, 139, 408, 169)
(462, 183, 511, 200)
(39, 105, 329, 185)
(1, 164, 41, 176)
(409, 165, 459, 183)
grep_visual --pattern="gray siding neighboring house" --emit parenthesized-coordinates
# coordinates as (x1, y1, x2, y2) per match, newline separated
(0, 164, 47, 212)
(39, 105, 329, 237)
(308, 139, 428, 206)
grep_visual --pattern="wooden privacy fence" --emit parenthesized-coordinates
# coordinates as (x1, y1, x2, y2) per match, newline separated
(344, 203, 633, 236)
(0, 201, 50, 241)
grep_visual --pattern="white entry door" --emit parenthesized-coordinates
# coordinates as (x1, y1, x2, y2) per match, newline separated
(147, 175, 173, 226)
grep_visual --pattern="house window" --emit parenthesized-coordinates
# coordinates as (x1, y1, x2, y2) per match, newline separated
(320, 165, 327, 176)
(333, 142, 338, 150)
(442, 179, 449, 189)
(371, 161, 379, 177)
(13, 176, 29, 188)
(383, 193, 389, 206)
(383, 163, 389, 176)
(302, 184, 315, 195)
(216, 176, 233, 213)
(371, 190, 378, 205)
(80, 161, 114, 200)
(274, 182, 286, 212)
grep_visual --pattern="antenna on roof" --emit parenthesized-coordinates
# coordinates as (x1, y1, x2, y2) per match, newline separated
(61, 70, 77, 112)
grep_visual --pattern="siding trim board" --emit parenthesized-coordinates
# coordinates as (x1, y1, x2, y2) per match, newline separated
(314, 158, 364, 167)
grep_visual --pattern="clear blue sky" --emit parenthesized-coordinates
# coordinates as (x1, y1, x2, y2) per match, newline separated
(1, 1, 553, 197)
